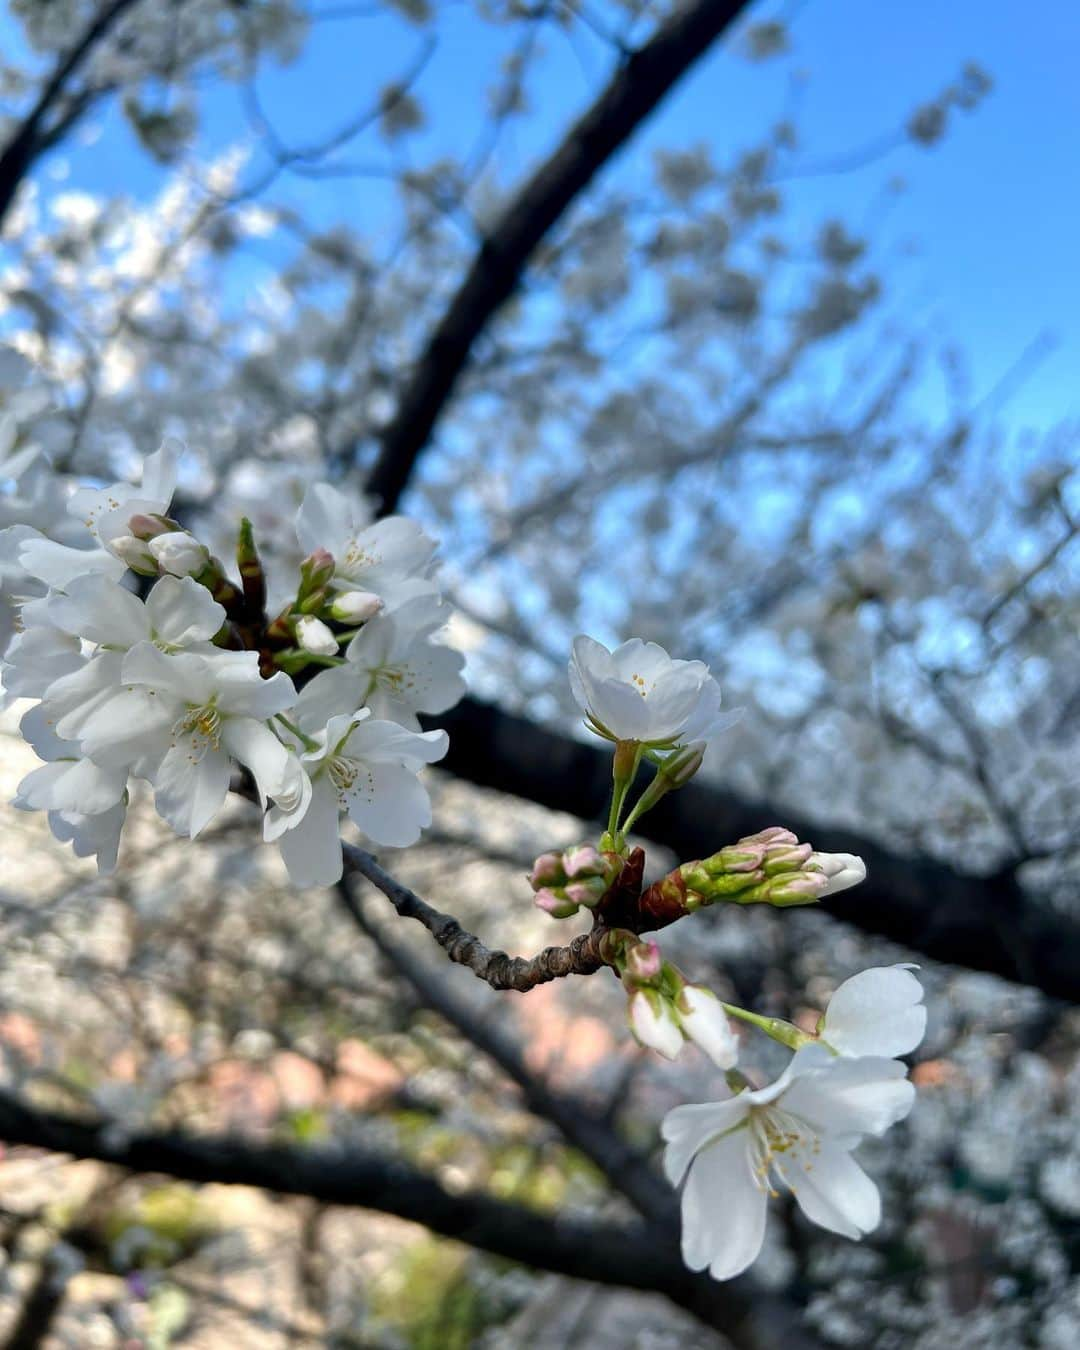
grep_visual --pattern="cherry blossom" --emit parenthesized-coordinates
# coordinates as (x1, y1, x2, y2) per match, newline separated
(568, 635, 729, 748)
(264, 709, 449, 886)
(662, 1046, 915, 1280)
(295, 482, 438, 612)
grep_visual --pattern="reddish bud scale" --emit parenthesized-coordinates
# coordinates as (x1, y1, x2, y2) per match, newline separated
(195, 559, 245, 619)
(636, 869, 693, 926)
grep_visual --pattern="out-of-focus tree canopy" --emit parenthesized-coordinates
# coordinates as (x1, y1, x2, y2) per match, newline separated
(0, 1, 1078, 1345)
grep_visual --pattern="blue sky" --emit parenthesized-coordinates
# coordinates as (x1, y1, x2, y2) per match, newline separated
(4, 0, 1080, 436)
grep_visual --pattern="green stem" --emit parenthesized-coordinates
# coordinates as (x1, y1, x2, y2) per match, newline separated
(619, 769, 668, 838)
(274, 714, 320, 752)
(274, 648, 347, 675)
(607, 741, 642, 840)
(720, 1003, 813, 1051)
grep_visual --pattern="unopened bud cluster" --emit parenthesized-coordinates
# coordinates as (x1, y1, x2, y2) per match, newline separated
(610, 933, 738, 1067)
(528, 844, 620, 918)
(650, 827, 867, 913)
(110, 512, 211, 579)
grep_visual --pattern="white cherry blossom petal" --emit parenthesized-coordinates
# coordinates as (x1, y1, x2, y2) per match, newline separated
(153, 743, 232, 838)
(789, 1140, 881, 1240)
(342, 759, 433, 846)
(774, 1055, 915, 1140)
(277, 777, 343, 886)
(46, 574, 148, 647)
(662, 1097, 749, 1187)
(145, 576, 226, 646)
(682, 1127, 767, 1280)
(16, 757, 128, 815)
(221, 718, 292, 803)
(821, 965, 927, 1059)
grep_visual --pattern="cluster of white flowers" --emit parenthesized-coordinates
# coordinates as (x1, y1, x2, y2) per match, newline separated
(2, 351, 929, 1289)
(553, 639, 927, 1282)
(0, 388, 464, 883)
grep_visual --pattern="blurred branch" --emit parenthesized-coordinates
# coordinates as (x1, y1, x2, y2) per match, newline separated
(0, 0, 145, 231)
(981, 514, 1079, 631)
(0, 1088, 820, 1347)
(364, 0, 755, 512)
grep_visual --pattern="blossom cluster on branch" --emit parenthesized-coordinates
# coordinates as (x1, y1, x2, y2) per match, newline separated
(0, 350, 926, 1287)
(0, 358, 464, 882)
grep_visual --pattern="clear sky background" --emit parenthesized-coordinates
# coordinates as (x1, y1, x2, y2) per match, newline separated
(4, 0, 1080, 438)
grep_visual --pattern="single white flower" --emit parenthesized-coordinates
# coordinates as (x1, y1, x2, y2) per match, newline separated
(679, 986, 740, 1069)
(294, 597, 465, 731)
(296, 482, 438, 610)
(809, 851, 867, 896)
(265, 709, 448, 887)
(17, 439, 181, 587)
(819, 965, 927, 1059)
(663, 1045, 915, 1281)
(568, 635, 727, 747)
(628, 988, 683, 1059)
(30, 576, 227, 749)
(74, 645, 297, 836)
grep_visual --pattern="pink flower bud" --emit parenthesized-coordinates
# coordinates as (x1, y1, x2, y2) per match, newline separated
(563, 844, 605, 879)
(529, 851, 566, 889)
(740, 826, 799, 848)
(126, 513, 170, 540)
(702, 844, 764, 876)
(761, 842, 813, 875)
(765, 872, 827, 906)
(624, 939, 663, 982)
(533, 888, 579, 920)
(299, 549, 336, 596)
(564, 877, 607, 908)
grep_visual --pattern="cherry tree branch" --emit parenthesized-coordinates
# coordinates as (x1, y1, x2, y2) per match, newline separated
(342, 841, 611, 989)
(424, 698, 1080, 1003)
(0, 0, 145, 230)
(364, 0, 755, 512)
(0, 1088, 821, 1347)
(338, 876, 675, 1221)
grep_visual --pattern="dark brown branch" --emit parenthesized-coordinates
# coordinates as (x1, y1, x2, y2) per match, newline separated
(0, 0, 144, 231)
(364, 0, 754, 512)
(0, 1089, 820, 1347)
(342, 842, 611, 989)
(338, 877, 674, 1222)
(423, 698, 1080, 1003)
